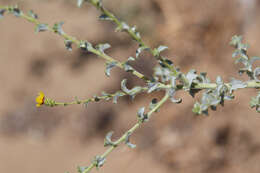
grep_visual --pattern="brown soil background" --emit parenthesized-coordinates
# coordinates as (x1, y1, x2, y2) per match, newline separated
(1, 0, 260, 173)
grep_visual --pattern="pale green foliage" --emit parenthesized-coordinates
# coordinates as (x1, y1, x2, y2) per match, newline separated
(1, 1, 260, 173)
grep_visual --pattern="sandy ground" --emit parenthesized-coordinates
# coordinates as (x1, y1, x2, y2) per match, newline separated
(1, 0, 260, 173)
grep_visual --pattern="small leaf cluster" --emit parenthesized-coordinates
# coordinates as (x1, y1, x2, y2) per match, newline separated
(230, 35, 260, 80)
(192, 76, 236, 115)
(250, 92, 260, 112)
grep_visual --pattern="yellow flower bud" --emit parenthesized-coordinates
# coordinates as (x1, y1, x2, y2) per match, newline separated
(35, 91, 45, 107)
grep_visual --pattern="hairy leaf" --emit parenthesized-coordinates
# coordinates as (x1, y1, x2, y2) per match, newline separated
(104, 131, 117, 147)
(253, 67, 260, 82)
(93, 156, 106, 169)
(53, 21, 64, 35)
(167, 88, 182, 103)
(137, 107, 148, 123)
(136, 46, 149, 58)
(35, 23, 48, 33)
(77, 166, 88, 173)
(96, 43, 111, 53)
(147, 82, 160, 93)
(121, 79, 142, 97)
(125, 132, 136, 148)
(230, 78, 247, 92)
(105, 61, 117, 76)
(79, 41, 92, 51)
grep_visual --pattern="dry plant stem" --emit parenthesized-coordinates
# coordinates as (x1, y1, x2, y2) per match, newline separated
(82, 93, 170, 173)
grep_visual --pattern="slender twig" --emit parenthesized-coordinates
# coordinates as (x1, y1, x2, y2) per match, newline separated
(82, 92, 170, 173)
(0, 5, 151, 82)
(2, 4, 260, 173)
(1, 5, 260, 96)
(47, 80, 260, 106)
(87, 0, 189, 84)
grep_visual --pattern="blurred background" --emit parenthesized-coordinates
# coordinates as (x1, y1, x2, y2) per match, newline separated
(1, 0, 260, 172)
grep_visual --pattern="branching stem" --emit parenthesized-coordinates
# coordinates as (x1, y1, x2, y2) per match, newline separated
(82, 92, 170, 173)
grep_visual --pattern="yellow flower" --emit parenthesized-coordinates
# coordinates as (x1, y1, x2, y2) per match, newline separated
(36, 91, 45, 107)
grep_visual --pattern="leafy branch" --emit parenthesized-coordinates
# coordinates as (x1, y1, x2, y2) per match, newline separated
(1, 1, 260, 173)
(83, 0, 187, 83)
(0, 5, 151, 82)
(79, 93, 169, 173)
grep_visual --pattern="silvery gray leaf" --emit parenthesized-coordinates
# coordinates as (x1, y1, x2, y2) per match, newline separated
(170, 76, 177, 87)
(216, 76, 223, 85)
(77, 166, 88, 173)
(77, 0, 84, 7)
(147, 82, 160, 93)
(167, 88, 182, 103)
(198, 72, 210, 83)
(35, 24, 48, 33)
(105, 61, 117, 76)
(79, 41, 92, 51)
(127, 56, 135, 61)
(121, 79, 130, 93)
(53, 21, 64, 35)
(230, 78, 247, 92)
(157, 45, 168, 53)
(186, 69, 198, 88)
(137, 107, 145, 118)
(125, 132, 136, 149)
(123, 63, 134, 72)
(253, 67, 260, 82)
(136, 47, 144, 58)
(113, 91, 124, 104)
(96, 43, 111, 53)
(104, 131, 116, 147)
(116, 22, 129, 32)
(121, 79, 142, 96)
(93, 156, 106, 168)
(230, 35, 242, 47)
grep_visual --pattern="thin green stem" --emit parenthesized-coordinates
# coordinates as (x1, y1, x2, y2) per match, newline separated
(49, 80, 260, 107)
(87, 0, 188, 83)
(193, 80, 260, 89)
(0, 5, 150, 81)
(54, 93, 118, 106)
(82, 92, 170, 173)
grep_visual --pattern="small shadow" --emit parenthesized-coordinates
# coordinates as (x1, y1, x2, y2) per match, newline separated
(0, 105, 62, 138)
